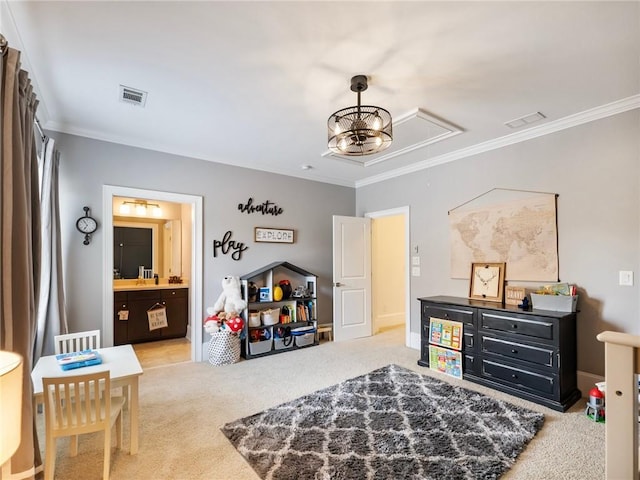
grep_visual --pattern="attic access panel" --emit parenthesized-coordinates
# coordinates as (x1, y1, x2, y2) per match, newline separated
(321, 108, 462, 167)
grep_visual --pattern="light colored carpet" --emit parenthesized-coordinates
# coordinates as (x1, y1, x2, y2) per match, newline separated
(36, 327, 604, 479)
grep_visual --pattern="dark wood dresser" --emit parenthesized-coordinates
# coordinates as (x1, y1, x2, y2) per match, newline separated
(418, 295, 581, 412)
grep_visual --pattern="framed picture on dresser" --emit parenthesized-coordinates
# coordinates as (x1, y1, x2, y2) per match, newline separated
(469, 262, 505, 303)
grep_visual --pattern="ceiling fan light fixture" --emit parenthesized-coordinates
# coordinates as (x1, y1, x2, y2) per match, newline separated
(327, 75, 392, 156)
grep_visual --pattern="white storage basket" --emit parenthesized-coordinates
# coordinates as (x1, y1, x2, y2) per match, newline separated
(274, 337, 294, 350)
(249, 338, 273, 355)
(208, 331, 241, 366)
(294, 332, 315, 348)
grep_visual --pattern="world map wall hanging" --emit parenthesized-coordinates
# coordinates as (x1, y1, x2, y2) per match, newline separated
(449, 189, 559, 282)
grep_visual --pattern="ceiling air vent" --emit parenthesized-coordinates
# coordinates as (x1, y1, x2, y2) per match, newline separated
(119, 85, 147, 107)
(504, 112, 545, 129)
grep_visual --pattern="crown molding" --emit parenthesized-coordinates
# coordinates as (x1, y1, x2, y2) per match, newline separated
(46, 121, 355, 188)
(355, 95, 640, 188)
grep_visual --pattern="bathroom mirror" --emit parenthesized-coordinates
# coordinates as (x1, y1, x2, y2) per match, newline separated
(113, 220, 181, 279)
(113, 221, 157, 279)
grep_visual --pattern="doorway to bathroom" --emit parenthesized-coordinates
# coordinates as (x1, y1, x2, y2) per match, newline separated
(102, 185, 203, 362)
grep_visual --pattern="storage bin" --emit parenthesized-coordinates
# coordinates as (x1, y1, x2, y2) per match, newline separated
(249, 338, 273, 355)
(208, 331, 241, 366)
(294, 333, 315, 348)
(248, 311, 260, 327)
(273, 337, 294, 350)
(530, 293, 578, 312)
(261, 308, 280, 326)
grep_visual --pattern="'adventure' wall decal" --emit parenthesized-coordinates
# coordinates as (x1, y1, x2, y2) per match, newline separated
(238, 197, 283, 216)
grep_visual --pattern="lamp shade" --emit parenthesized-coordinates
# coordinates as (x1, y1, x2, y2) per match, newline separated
(0, 351, 23, 465)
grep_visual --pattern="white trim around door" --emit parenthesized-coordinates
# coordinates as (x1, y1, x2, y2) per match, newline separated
(102, 185, 203, 362)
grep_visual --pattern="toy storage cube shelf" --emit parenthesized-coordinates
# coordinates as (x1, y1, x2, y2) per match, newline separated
(240, 262, 318, 359)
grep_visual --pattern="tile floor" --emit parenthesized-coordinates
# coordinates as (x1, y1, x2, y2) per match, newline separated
(132, 337, 191, 369)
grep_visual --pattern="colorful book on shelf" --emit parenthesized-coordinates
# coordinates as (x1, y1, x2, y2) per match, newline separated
(56, 349, 102, 371)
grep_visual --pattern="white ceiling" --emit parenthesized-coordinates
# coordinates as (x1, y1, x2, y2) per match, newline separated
(2, 1, 639, 187)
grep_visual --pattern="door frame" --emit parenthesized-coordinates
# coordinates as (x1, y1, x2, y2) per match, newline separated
(102, 185, 204, 362)
(365, 206, 411, 348)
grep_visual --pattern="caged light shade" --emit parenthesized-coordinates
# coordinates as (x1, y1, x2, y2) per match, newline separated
(328, 75, 392, 156)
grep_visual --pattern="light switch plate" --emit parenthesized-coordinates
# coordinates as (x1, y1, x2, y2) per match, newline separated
(412, 256, 420, 266)
(619, 270, 634, 286)
(411, 266, 420, 277)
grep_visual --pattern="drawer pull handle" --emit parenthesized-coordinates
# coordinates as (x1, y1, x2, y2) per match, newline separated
(511, 349, 518, 354)
(511, 374, 518, 379)
(512, 324, 518, 329)
(162, 301, 166, 305)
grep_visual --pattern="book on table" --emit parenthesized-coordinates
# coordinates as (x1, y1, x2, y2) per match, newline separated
(56, 349, 103, 371)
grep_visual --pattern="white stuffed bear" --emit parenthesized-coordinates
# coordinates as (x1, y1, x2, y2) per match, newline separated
(213, 275, 247, 314)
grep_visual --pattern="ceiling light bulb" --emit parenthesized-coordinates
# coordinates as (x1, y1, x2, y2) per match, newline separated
(119, 203, 130, 215)
(135, 204, 147, 216)
(152, 206, 162, 217)
(374, 136, 383, 147)
(372, 114, 382, 131)
(338, 138, 348, 151)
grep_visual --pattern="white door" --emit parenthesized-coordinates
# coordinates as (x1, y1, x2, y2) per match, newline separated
(332, 215, 372, 341)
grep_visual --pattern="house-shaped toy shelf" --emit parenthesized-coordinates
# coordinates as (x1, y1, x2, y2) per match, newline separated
(240, 262, 317, 359)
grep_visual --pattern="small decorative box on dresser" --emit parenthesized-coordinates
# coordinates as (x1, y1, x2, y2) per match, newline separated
(418, 296, 581, 412)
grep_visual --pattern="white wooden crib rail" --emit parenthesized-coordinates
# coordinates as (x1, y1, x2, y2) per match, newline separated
(596, 331, 640, 480)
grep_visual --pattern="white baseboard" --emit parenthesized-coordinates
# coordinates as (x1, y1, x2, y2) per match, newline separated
(410, 331, 421, 350)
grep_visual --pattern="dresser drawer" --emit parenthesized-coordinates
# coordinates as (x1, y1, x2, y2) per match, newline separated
(482, 336, 554, 367)
(482, 359, 555, 395)
(480, 311, 554, 340)
(423, 304, 474, 326)
(463, 354, 477, 375)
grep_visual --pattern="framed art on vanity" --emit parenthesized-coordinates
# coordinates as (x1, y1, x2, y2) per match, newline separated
(469, 262, 506, 303)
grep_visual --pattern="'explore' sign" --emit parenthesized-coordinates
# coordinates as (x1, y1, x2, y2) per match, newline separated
(254, 227, 294, 244)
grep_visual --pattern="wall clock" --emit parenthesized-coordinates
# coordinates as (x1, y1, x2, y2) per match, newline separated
(76, 206, 98, 245)
(469, 262, 506, 303)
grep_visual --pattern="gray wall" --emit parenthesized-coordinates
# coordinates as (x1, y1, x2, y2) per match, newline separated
(356, 110, 640, 376)
(57, 109, 638, 376)
(56, 133, 355, 336)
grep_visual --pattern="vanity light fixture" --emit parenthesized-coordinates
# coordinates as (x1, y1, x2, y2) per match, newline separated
(119, 200, 162, 217)
(327, 75, 392, 156)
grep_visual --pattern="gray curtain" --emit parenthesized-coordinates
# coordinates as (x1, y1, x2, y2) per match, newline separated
(34, 137, 67, 361)
(0, 36, 42, 478)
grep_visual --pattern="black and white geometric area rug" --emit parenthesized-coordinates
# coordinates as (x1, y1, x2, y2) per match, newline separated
(221, 364, 544, 480)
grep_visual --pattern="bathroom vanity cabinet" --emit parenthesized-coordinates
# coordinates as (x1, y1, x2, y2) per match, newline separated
(114, 286, 188, 345)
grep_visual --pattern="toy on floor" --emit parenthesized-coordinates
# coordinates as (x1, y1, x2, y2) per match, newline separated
(585, 386, 605, 422)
